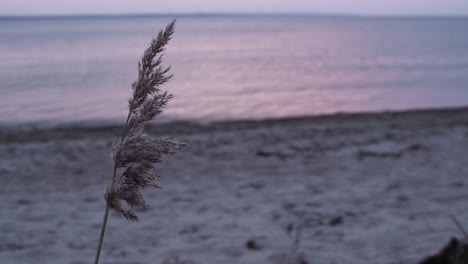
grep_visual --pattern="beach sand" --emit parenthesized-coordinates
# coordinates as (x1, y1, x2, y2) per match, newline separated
(1, 107, 468, 264)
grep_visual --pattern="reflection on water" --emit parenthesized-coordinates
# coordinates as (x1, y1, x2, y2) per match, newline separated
(1, 15, 468, 125)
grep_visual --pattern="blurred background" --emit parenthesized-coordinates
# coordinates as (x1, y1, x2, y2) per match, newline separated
(1, 0, 468, 126)
(2, 1, 468, 264)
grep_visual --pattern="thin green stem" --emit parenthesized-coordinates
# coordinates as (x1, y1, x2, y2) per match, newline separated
(94, 166, 117, 264)
(94, 112, 131, 264)
(94, 206, 110, 264)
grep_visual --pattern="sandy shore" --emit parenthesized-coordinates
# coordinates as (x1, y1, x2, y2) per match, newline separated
(1, 107, 468, 264)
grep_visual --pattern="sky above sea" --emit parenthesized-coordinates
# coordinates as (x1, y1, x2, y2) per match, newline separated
(2, 0, 468, 16)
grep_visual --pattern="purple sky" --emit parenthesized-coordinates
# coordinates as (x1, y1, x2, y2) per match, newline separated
(2, 0, 468, 16)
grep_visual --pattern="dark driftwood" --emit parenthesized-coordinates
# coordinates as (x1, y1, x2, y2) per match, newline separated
(419, 238, 468, 264)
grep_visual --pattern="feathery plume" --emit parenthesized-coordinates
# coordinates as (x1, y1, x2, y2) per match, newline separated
(104, 19, 182, 221)
(95, 19, 183, 264)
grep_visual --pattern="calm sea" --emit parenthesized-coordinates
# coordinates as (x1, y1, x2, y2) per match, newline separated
(1, 15, 468, 126)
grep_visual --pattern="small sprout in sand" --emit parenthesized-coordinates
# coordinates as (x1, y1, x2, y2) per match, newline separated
(95, 19, 185, 264)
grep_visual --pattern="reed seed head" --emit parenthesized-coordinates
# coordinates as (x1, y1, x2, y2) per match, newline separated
(104, 19, 184, 221)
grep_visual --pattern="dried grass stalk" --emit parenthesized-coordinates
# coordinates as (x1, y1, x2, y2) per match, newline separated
(95, 19, 183, 264)
(105, 19, 182, 221)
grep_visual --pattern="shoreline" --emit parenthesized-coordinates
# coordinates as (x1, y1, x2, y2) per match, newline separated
(1, 105, 468, 143)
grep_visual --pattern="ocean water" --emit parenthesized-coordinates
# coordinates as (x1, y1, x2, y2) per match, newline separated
(1, 15, 468, 126)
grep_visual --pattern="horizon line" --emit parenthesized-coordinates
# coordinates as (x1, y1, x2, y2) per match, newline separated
(1, 12, 468, 19)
